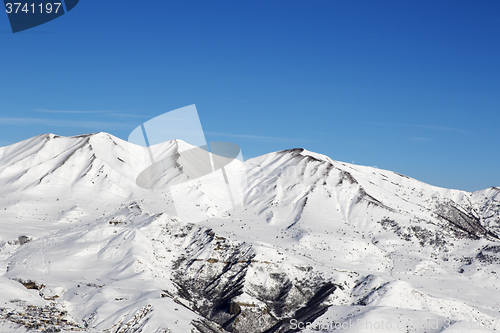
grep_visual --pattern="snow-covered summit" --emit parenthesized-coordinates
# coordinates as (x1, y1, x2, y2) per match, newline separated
(0, 133, 499, 332)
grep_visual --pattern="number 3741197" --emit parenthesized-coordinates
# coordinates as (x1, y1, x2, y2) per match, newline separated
(5, 3, 62, 14)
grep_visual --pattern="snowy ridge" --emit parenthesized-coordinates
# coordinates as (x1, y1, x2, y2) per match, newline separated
(0, 133, 499, 332)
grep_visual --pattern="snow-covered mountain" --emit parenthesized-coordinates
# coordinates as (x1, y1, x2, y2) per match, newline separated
(0, 133, 499, 332)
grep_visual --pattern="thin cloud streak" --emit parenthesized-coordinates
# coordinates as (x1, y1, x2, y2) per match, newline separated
(205, 131, 314, 143)
(0, 117, 131, 129)
(34, 108, 109, 114)
(34, 109, 147, 118)
(110, 113, 149, 118)
(369, 122, 470, 134)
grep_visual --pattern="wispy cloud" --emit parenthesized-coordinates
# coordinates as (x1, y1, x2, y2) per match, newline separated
(34, 109, 147, 118)
(369, 122, 469, 134)
(205, 131, 314, 143)
(418, 125, 468, 133)
(109, 113, 149, 118)
(0, 117, 130, 129)
(34, 108, 109, 114)
(207, 132, 283, 140)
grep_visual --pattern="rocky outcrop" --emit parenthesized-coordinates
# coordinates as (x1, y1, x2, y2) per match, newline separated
(166, 221, 337, 333)
(435, 202, 499, 240)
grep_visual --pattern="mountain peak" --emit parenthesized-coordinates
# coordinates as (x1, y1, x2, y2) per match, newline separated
(0, 132, 499, 332)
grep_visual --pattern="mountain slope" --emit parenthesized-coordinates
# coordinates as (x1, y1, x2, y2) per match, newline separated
(0, 133, 499, 332)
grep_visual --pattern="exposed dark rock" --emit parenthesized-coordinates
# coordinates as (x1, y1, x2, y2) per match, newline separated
(192, 318, 231, 333)
(169, 224, 255, 332)
(13, 278, 43, 290)
(261, 282, 337, 333)
(103, 304, 153, 333)
(228, 302, 241, 315)
(280, 148, 305, 156)
(336, 170, 358, 186)
(0, 300, 80, 332)
(18, 235, 31, 245)
(477, 245, 500, 264)
(435, 202, 499, 240)
(162, 219, 338, 333)
(378, 218, 448, 248)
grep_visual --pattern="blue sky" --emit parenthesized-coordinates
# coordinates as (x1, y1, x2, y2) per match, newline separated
(0, 0, 499, 192)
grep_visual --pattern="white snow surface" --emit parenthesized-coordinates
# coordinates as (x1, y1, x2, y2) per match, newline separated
(0, 133, 499, 332)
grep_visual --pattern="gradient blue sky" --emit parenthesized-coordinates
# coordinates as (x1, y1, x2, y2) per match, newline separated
(1, 0, 499, 192)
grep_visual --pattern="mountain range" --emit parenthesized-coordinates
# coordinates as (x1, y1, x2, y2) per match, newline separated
(0, 132, 499, 332)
